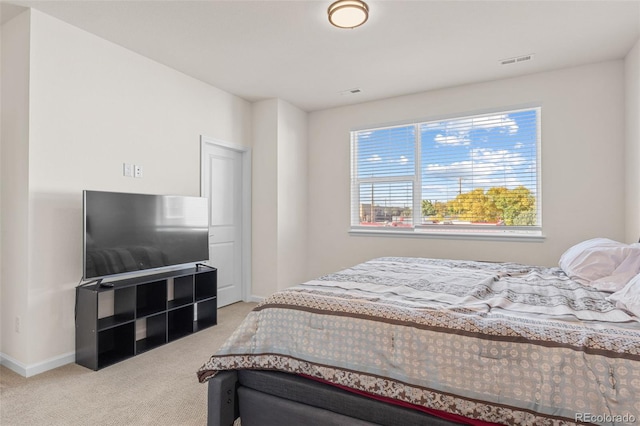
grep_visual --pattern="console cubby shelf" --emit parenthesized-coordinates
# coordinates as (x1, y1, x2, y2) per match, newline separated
(75, 266, 217, 370)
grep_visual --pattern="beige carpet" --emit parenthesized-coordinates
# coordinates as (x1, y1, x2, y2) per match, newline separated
(0, 302, 256, 426)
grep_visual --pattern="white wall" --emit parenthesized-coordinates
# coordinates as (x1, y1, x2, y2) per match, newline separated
(276, 100, 308, 291)
(626, 38, 640, 243)
(307, 61, 627, 277)
(251, 99, 279, 297)
(251, 98, 308, 298)
(0, 11, 2, 368)
(1, 10, 251, 374)
(1, 10, 31, 367)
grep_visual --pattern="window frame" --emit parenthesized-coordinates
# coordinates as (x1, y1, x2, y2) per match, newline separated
(349, 106, 543, 241)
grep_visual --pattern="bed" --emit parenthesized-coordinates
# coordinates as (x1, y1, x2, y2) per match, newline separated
(198, 239, 640, 426)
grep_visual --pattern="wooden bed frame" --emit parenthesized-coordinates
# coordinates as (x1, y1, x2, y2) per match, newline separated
(207, 370, 467, 426)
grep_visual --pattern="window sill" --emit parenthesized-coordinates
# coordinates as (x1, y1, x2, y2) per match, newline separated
(348, 227, 545, 242)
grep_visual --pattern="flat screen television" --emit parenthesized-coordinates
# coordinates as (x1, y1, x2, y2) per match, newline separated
(83, 190, 209, 281)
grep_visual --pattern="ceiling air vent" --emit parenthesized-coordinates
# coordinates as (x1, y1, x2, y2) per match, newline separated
(339, 88, 362, 96)
(500, 54, 534, 65)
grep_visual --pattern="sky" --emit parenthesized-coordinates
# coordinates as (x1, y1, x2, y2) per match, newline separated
(355, 108, 538, 209)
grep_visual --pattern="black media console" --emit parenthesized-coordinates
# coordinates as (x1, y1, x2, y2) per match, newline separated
(75, 266, 217, 370)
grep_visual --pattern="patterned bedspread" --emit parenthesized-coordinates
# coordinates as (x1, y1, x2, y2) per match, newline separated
(198, 257, 640, 425)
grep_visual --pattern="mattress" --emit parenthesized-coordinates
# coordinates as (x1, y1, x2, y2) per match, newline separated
(199, 257, 640, 425)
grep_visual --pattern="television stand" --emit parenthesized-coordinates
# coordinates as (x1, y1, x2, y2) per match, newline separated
(99, 280, 114, 288)
(75, 266, 217, 370)
(195, 262, 215, 271)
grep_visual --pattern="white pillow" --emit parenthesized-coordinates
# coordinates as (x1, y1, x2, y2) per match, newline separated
(559, 238, 640, 292)
(608, 273, 640, 318)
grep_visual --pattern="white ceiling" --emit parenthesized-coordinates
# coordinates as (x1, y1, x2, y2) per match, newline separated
(2, 0, 640, 112)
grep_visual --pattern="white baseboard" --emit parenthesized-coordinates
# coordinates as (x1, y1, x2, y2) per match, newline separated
(246, 295, 265, 303)
(0, 351, 75, 378)
(0, 353, 26, 376)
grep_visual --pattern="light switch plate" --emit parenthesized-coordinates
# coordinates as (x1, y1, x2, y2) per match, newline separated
(123, 163, 133, 177)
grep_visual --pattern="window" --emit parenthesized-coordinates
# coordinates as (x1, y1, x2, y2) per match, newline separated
(350, 107, 541, 237)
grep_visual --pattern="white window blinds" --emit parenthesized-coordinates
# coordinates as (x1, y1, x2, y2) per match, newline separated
(351, 107, 541, 236)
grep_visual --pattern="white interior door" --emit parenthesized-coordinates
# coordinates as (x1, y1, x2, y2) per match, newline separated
(201, 142, 244, 307)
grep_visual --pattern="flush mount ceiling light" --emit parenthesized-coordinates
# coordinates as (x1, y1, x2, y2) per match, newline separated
(328, 0, 369, 29)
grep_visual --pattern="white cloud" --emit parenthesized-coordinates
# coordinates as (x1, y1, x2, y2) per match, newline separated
(434, 134, 469, 146)
(367, 154, 382, 162)
(471, 115, 519, 134)
(429, 114, 520, 146)
(472, 148, 525, 167)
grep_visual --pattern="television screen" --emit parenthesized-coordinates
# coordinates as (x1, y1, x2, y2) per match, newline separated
(83, 190, 209, 280)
